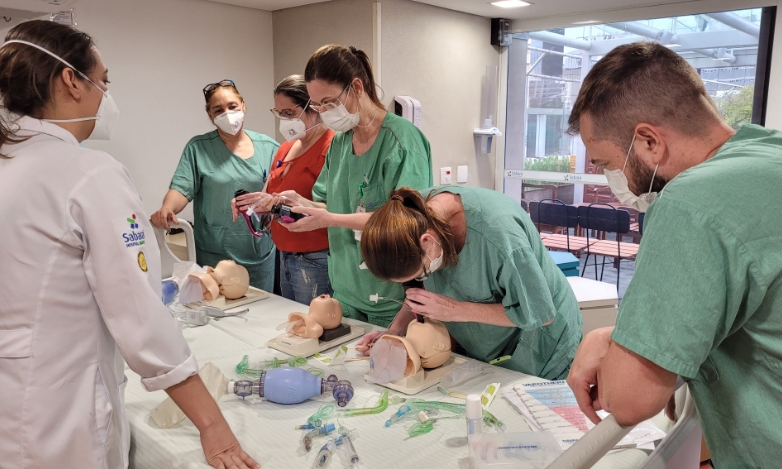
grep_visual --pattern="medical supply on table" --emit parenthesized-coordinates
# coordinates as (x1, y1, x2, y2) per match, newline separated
(466, 394, 483, 436)
(315, 429, 361, 469)
(482, 409, 506, 432)
(480, 383, 501, 409)
(161, 279, 179, 305)
(296, 424, 316, 430)
(440, 361, 483, 388)
(201, 305, 248, 320)
(406, 399, 466, 415)
(467, 431, 563, 469)
(333, 380, 354, 407)
(308, 404, 336, 427)
(235, 354, 307, 376)
(227, 367, 350, 405)
(384, 405, 412, 427)
(303, 423, 336, 452)
(340, 389, 389, 417)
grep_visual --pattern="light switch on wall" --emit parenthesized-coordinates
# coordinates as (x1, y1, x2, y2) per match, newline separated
(440, 167, 452, 185)
(457, 165, 468, 183)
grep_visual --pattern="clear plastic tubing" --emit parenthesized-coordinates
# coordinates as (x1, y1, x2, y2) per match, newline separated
(341, 390, 389, 417)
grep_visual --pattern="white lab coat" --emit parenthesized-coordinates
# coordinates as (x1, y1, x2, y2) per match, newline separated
(0, 117, 199, 468)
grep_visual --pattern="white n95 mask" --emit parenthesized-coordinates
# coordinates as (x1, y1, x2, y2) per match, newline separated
(214, 110, 245, 136)
(279, 116, 306, 142)
(3, 39, 120, 141)
(319, 90, 360, 132)
(604, 134, 657, 212)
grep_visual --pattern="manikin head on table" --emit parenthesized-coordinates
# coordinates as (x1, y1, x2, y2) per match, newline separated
(186, 260, 250, 301)
(279, 294, 343, 339)
(368, 317, 452, 384)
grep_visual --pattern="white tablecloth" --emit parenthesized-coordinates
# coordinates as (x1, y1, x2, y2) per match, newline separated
(125, 293, 657, 469)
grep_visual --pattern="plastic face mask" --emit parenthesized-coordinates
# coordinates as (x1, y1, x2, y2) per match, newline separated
(603, 134, 658, 212)
(214, 110, 244, 135)
(4, 39, 120, 141)
(367, 338, 407, 384)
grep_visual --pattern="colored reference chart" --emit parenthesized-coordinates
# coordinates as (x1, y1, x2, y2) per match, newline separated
(521, 381, 590, 432)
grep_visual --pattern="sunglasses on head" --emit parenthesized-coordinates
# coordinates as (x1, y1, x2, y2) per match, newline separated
(203, 79, 235, 99)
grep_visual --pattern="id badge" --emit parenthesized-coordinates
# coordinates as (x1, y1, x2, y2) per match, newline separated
(353, 204, 366, 241)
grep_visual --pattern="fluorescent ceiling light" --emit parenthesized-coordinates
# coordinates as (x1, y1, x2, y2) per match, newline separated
(572, 20, 601, 25)
(665, 43, 682, 48)
(491, 0, 531, 8)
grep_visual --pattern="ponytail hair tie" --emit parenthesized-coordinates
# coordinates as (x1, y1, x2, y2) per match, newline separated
(390, 194, 404, 202)
(348, 46, 358, 55)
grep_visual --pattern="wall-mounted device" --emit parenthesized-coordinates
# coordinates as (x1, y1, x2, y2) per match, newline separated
(394, 96, 422, 129)
(491, 18, 512, 46)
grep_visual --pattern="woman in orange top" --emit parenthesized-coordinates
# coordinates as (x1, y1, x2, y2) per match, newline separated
(233, 75, 334, 305)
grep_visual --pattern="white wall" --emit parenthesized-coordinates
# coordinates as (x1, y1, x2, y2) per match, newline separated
(2, 0, 277, 218)
(380, 0, 500, 189)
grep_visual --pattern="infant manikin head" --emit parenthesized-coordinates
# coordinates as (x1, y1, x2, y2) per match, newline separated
(307, 294, 342, 329)
(211, 260, 250, 300)
(367, 318, 452, 384)
(189, 272, 220, 301)
(284, 312, 324, 339)
(405, 318, 452, 368)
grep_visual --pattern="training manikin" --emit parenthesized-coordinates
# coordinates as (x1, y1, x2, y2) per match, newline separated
(185, 260, 251, 301)
(367, 318, 452, 384)
(278, 294, 343, 338)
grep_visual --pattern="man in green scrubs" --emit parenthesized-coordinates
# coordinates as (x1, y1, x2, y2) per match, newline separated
(566, 42, 782, 468)
(169, 130, 278, 290)
(312, 112, 432, 326)
(423, 186, 582, 379)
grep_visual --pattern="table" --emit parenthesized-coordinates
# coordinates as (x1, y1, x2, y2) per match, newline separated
(125, 293, 662, 469)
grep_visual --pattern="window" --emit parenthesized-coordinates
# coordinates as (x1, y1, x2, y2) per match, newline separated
(503, 8, 771, 205)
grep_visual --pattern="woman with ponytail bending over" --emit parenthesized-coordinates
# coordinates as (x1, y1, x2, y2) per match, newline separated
(275, 45, 433, 327)
(356, 186, 582, 380)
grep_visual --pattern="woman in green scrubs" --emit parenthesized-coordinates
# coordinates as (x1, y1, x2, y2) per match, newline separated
(275, 45, 432, 327)
(151, 80, 278, 290)
(357, 186, 582, 379)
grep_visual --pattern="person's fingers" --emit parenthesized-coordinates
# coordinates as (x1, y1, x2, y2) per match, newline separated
(169, 212, 179, 226)
(210, 458, 226, 469)
(239, 450, 260, 469)
(231, 453, 251, 469)
(570, 379, 602, 424)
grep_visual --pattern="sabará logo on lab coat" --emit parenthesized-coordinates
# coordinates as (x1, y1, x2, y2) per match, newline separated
(123, 214, 146, 248)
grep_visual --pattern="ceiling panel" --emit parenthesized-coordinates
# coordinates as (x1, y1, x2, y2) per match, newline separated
(204, 0, 332, 11)
(412, 0, 704, 20)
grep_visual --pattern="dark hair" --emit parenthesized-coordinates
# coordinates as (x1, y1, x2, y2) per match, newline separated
(304, 44, 383, 109)
(0, 20, 97, 156)
(567, 42, 721, 149)
(361, 187, 458, 281)
(274, 74, 316, 116)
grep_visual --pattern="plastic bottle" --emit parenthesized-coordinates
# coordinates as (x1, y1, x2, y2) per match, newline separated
(466, 394, 483, 436)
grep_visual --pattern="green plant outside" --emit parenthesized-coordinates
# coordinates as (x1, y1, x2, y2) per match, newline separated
(714, 85, 754, 130)
(524, 155, 572, 172)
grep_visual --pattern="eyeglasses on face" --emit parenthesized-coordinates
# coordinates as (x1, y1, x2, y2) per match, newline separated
(270, 106, 302, 120)
(203, 79, 235, 99)
(309, 85, 350, 113)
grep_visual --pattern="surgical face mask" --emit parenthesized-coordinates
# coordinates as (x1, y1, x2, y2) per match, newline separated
(279, 101, 318, 142)
(318, 87, 360, 132)
(3, 39, 120, 141)
(603, 134, 658, 212)
(214, 110, 244, 136)
(416, 239, 443, 281)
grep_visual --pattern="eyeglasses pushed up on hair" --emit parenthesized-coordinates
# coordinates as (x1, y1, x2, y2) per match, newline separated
(203, 79, 235, 99)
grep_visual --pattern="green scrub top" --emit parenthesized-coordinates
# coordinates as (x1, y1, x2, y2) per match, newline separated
(312, 112, 432, 326)
(170, 129, 278, 291)
(423, 186, 582, 379)
(611, 124, 782, 469)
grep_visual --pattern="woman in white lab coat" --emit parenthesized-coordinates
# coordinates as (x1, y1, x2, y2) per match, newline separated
(0, 21, 258, 469)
